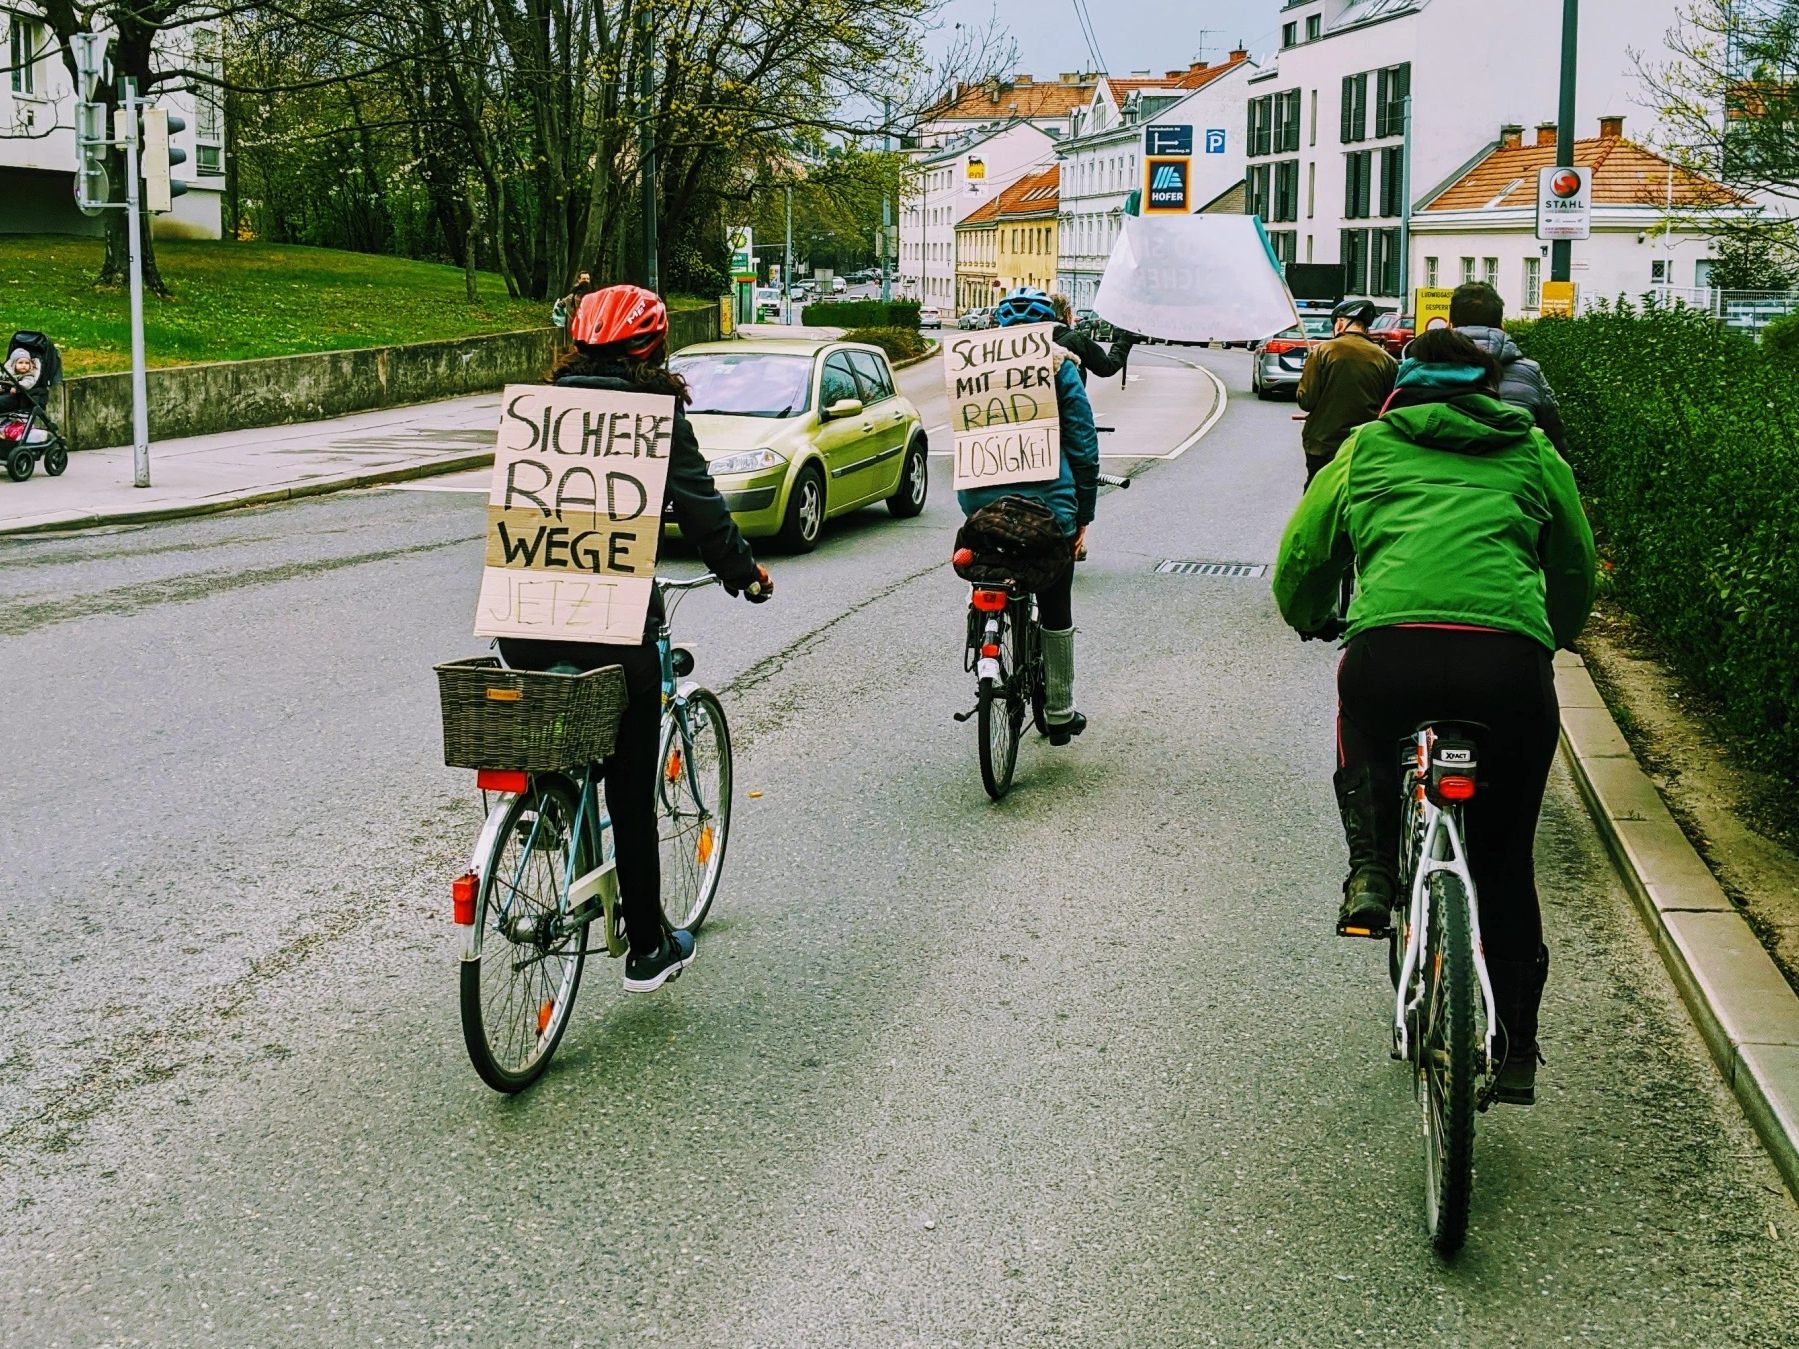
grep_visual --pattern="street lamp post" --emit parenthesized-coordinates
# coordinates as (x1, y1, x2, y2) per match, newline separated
(1551, 0, 1579, 285)
(784, 186, 795, 325)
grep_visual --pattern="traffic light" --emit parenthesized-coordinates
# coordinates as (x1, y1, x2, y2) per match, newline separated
(142, 107, 188, 213)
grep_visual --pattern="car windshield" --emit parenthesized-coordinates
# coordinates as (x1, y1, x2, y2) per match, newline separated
(1301, 316, 1334, 338)
(1269, 326, 1305, 342)
(670, 352, 812, 418)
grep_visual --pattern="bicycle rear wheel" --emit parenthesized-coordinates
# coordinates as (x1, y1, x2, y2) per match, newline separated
(1418, 869, 1477, 1253)
(977, 609, 1021, 800)
(658, 689, 733, 933)
(460, 775, 588, 1093)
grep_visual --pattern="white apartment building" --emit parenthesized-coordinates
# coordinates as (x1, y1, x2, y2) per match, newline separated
(2, 12, 226, 237)
(900, 119, 1054, 311)
(1057, 51, 1257, 308)
(1244, 0, 1688, 301)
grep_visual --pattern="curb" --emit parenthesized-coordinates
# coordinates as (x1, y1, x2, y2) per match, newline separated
(1556, 649, 1799, 1199)
(892, 342, 941, 371)
(0, 451, 495, 538)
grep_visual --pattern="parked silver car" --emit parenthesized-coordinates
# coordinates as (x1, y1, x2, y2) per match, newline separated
(958, 306, 995, 330)
(1250, 315, 1334, 399)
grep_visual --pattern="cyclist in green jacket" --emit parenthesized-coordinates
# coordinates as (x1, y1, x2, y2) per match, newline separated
(1272, 327, 1597, 1105)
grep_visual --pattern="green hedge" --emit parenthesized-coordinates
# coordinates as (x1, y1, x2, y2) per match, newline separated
(801, 299, 921, 329)
(842, 327, 928, 362)
(1515, 302, 1799, 765)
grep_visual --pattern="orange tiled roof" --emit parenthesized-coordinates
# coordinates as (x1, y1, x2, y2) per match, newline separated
(1423, 134, 1748, 211)
(929, 76, 1096, 123)
(957, 196, 1004, 228)
(1102, 53, 1247, 106)
(995, 166, 1060, 218)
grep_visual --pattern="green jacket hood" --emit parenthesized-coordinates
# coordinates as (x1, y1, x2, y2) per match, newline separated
(1381, 394, 1535, 455)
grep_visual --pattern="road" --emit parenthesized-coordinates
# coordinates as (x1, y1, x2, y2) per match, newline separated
(4, 348, 1797, 1347)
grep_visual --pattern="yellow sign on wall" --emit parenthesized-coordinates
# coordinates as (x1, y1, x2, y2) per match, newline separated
(1540, 280, 1578, 318)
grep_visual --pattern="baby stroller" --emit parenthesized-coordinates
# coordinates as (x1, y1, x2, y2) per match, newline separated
(1, 331, 69, 482)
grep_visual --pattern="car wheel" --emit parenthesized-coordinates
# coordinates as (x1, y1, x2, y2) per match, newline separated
(776, 463, 826, 553)
(887, 437, 928, 518)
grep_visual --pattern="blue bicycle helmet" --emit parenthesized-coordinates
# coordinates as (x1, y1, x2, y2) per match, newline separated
(993, 286, 1058, 327)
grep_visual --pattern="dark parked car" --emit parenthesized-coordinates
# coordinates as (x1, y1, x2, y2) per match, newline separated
(1369, 312, 1416, 358)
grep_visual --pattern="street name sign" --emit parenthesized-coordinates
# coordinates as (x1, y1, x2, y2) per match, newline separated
(1536, 166, 1591, 241)
(1145, 124, 1194, 157)
(944, 323, 1062, 492)
(475, 384, 675, 643)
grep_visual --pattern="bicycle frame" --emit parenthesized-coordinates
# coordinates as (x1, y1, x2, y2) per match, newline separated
(463, 575, 723, 964)
(1391, 729, 1501, 1069)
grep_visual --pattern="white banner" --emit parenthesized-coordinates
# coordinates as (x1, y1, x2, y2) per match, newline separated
(943, 323, 1062, 491)
(474, 384, 676, 644)
(1093, 216, 1299, 344)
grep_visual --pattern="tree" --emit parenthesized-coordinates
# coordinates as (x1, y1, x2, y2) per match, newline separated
(1641, 0, 1799, 276)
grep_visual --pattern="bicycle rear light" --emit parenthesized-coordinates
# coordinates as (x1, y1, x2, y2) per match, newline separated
(476, 769, 528, 794)
(980, 643, 1000, 659)
(1437, 775, 1476, 802)
(452, 872, 478, 925)
(971, 589, 1009, 612)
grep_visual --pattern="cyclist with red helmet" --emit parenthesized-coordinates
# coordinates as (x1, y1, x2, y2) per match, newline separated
(498, 284, 773, 993)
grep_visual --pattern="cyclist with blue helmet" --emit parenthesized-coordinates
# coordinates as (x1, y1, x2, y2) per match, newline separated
(956, 286, 1102, 743)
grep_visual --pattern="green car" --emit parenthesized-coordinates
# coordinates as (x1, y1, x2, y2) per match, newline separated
(667, 339, 930, 552)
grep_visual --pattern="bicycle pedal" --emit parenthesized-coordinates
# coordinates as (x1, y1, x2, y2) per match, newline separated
(953, 707, 978, 723)
(1336, 921, 1392, 941)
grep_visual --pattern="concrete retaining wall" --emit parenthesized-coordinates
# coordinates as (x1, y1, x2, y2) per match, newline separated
(56, 303, 723, 451)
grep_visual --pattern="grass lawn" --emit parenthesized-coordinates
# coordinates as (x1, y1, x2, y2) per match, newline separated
(0, 236, 716, 376)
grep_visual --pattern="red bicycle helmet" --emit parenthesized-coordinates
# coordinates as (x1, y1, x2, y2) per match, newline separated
(568, 284, 668, 358)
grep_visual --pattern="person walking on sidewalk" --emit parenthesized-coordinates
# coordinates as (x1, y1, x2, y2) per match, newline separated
(1272, 326, 1597, 1105)
(1295, 299, 1396, 487)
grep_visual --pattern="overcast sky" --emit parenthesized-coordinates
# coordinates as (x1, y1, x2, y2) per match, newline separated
(933, 0, 1290, 78)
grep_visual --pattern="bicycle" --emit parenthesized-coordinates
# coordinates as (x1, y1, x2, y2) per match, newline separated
(956, 474, 1129, 801)
(438, 574, 734, 1093)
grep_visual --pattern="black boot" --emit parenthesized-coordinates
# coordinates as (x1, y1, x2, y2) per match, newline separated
(1492, 945, 1549, 1105)
(1333, 765, 1395, 938)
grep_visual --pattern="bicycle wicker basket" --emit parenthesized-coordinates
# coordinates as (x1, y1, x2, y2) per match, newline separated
(434, 657, 627, 772)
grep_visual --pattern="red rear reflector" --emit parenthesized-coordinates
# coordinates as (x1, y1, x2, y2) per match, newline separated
(477, 769, 528, 794)
(981, 643, 1000, 659)
(1438, 775, 1476, 801)
(972, 589, 1009, 612)
(452, 872, 478, 925)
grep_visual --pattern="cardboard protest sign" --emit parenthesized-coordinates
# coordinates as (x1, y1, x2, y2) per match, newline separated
(1093, 215, 1299, 344)
(473, 383, 675, 644)
(944, 322, 1061, 492)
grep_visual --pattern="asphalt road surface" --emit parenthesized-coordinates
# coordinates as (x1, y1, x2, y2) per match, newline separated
(4, 349, 1797, 1347)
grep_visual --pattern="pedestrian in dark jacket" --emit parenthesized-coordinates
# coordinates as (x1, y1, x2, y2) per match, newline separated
(1450, 281, 1571, 456)
(1296, 298, 1397, 484)
(1050, 293, 1124, 383)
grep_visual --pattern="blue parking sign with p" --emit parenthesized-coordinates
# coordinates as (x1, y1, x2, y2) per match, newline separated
(1205, 129, 1227, 154)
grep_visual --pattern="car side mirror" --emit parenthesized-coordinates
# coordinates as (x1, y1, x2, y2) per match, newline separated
(824, 398, 864, 421)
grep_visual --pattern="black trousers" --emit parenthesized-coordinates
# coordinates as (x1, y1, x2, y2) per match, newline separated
(1035, 557, 1074, 630)
(1337, 626, 1560, 965)
(498, 637, 666, 953)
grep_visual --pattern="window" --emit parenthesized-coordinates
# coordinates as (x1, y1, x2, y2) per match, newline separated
(1651, 259, 1669, 284)
(1248, 96, 1273, 158)
(1246, 163, 1273, 219)
(1372, 229, 1402, 296)
(1344, 151, 1373, 220)
(1341, 73, 1369, 144)
(1524, 256, 1542, 309)
(1425, 256, 1440, 288)
(1271, 89, 1302, 154)
(1374, 64, 1412, 138)
(1282, 21, 1299, 48)
(1379, 146, 1405, 217)
(1483, 257, 1499, 288)
(198, 145, 223, 176)
(1341, 229, 1370, 294)
(1307, 15, 1322, 41)
(1273, 160, 1300, 223)
(1310, 89, 1319, 146)
(194, 29, 224, 174)
(10, 17, 41, 95)
(845, 351, 895, 402)
(1307, 161, 1316, 218)
(1269, 231, 1299, 266)
(1461, 256, 1477, 284)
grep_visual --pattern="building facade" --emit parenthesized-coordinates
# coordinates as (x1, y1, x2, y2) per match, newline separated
(1412, 117, 1752, 318)
(915, 73, 1096, 149)
(993, 166, 1060, 297)
(1242, 0, 1690, 301)
(900, 119, 1054, 313)
(2, 12, 226, 237)
(1055, 51, 1256, 308)
(954, 198, 1001, 312)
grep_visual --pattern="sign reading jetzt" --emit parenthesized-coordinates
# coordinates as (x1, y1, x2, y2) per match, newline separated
(474, 384, 675, 643)
(944, 324, 1062, 492)
(1536, 166, 1591, 241)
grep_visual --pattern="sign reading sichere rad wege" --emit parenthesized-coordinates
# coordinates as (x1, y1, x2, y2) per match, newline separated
(473, 384, 675, 644)
(945, 323, 1061, 492)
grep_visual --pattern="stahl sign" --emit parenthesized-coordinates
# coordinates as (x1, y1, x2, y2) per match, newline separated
(1536, 166, 1592, 242)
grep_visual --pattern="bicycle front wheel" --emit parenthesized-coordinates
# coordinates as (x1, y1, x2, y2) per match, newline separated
(658, 689, 733, 933)
(460, 775, 588, 1093)
(1418, 869, 1477, 1253)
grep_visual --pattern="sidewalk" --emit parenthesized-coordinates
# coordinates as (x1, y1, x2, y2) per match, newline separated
(0, 393, 502, 536)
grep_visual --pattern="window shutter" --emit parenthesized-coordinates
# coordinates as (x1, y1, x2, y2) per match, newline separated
(1341, 76, 1354, 142)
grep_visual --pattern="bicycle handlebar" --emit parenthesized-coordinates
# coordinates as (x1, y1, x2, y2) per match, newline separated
(658, 574, 723, 593)
(1097, 474, 1130, 489)
(1300, 619, 1346, 643)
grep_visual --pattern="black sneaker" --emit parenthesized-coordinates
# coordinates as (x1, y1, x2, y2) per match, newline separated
(1047, 711, 1088, 746)
(623, 929, 696, 992)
